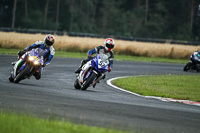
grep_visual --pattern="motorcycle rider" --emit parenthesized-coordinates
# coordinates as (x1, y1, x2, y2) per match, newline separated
(195, 51, 200, 58)
(75, 38, 115, 75)
(190, 50, 200, 62)
(12, 34, 55, 80)
(192, 50, 200, 70)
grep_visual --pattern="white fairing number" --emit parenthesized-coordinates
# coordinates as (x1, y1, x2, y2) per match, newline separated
(98, 59, 106, 68)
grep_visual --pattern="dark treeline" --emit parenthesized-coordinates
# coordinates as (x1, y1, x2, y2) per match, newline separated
(1, 0, 200, 41)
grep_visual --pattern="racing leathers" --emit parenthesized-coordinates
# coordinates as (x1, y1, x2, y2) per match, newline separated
(75, 45, 114, 73)
(18, 41, 55, 79)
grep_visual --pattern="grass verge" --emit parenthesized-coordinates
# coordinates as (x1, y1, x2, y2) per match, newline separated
(0, 111, 128, 133)
(0, 48, 188, 63)
(112, 75, 200, 102)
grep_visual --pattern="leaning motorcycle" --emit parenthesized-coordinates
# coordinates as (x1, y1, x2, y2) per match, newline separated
(74, 54, 109, 90)
(183, 51, 200, 72)
(8, 48, 44, 83)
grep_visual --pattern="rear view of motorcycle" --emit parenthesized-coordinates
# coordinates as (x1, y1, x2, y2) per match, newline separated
(183, 51, 200, 72)
(74, 54, 109, 90)
(8, 48, 44, 83)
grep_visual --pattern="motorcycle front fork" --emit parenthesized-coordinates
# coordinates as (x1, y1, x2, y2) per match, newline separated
(92, 74, 105, 88)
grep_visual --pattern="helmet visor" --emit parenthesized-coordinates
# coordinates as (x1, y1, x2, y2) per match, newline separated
(45, 38, 54, 46)
(106, 43, 114, 49)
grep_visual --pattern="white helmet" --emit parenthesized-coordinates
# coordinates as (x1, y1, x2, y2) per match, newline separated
(104, 38, 115, 52)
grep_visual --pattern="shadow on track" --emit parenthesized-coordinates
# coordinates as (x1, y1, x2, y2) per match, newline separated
(7, 81, 44, 87)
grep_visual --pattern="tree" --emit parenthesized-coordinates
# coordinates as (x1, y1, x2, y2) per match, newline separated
(44, 0, 49, 26)
(11, 0, 17, 29)
(24, 0, 28, 18)
(69, 0, 74, 32)
(1, 0, 199, 41)
(145, 0, 149, 25)
(55, 0, 60, 31)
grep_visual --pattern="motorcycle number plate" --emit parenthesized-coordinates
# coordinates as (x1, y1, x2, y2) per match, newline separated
(98, 59, 105, 68)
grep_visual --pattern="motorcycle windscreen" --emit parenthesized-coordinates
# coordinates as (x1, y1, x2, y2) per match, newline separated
(99, 54, 109, 68)
(36, 48, 45, 57)
(95, 54, 109, 73)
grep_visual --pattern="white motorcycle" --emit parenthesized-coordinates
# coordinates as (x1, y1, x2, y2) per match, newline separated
(74, 54, 109, 90)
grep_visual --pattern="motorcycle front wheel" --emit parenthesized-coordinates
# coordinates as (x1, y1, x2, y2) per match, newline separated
(14, 65, 31, 83)
(81, 72, 96, 91)
(183, 62, 194, 71)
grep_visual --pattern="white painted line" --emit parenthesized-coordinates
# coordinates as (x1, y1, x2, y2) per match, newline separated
(107, 76, 200, 106)
(107, 76, 143, 97)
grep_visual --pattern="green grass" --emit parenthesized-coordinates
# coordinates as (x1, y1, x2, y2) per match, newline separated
(114, 54, 187, 64)
(0, 48, 20, 55)
(112, 75, 200, 102)
(0, 111, 128, 133)
(0, 48, 188, 63)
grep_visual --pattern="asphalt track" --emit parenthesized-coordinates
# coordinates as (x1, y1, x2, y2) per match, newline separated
(0, 55, 200, 133)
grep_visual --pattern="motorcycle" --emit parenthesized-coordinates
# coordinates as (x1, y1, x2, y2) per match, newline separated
(74, 54, 109, 90)
(8, 48, 45, 83)
(183, 51, 200, 72)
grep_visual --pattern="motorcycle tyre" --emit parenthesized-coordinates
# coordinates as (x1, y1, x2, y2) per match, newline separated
(183, 62, 194, 71)
(74, 79, 81, 90)
(14, 65, 31, 83)
(81, 72, 96, 91)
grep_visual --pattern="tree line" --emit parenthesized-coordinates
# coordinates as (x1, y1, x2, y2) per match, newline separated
(1, 0, 200, 41)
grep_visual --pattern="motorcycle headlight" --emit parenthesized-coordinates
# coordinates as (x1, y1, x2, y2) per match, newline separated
(34, 61, 39, 65)
(29, 56, 34, 61)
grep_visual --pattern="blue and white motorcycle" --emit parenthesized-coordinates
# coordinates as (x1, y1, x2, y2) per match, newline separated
(8, 48, 45, 83)
(183, 51, 200, 72)
(74, 54, 109, 90)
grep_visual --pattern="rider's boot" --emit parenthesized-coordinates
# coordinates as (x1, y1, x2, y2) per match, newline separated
(74, 67, 82, 73)
(75, 60, 85, 73)
(11, 61, 17, 66)
(12, 54, 22, 66)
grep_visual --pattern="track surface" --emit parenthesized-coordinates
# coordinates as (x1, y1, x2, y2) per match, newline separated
(0, 55, 200, 133)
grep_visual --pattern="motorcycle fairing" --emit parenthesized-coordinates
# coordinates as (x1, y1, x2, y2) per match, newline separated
(91, 54, 109, 73)
(13, 54, 26, 78)
(79, 61, 92, 83)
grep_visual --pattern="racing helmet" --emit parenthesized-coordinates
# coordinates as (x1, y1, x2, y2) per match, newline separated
(104, 38, 115, 52)
(44, 34, 55, 47)
(198, 51, 200, 58)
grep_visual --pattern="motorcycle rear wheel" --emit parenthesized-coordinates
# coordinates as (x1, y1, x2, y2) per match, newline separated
(81, 72, 96, 91)
(14, 65, 31, 83)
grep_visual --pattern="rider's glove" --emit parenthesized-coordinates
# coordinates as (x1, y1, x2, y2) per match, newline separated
(108, 67, 112, 72)
(88, 54, 93, 59)
(18, 49, 27, 57)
